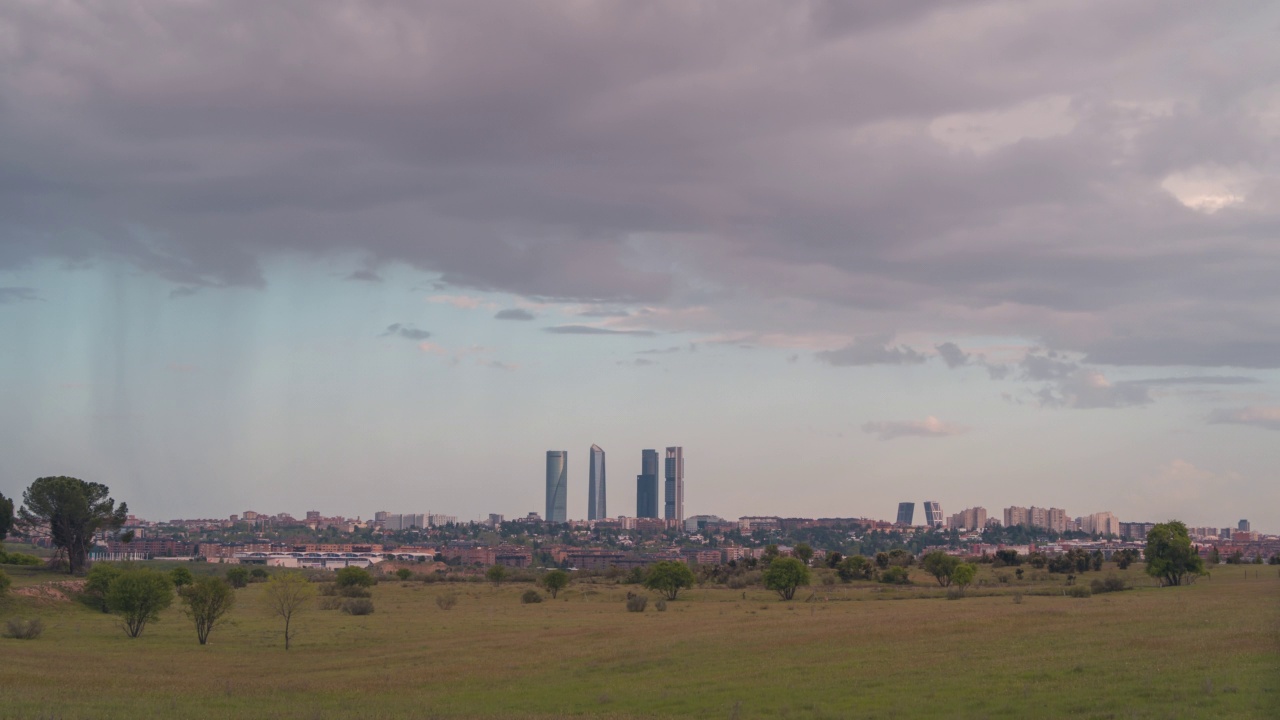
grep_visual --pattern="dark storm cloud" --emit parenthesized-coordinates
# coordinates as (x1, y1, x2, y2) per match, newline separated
(816, 336, 925, 367)
(345, 270, 383, 283)
(544, 325, 655, 336)
(0, 287, 40, 304)
(382, 323, 431, 341)
(3, 2, 1280, 365)
(494, 308, 536, 321)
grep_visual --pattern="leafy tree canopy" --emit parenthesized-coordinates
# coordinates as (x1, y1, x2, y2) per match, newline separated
(763, 557, 811, 600)
(181, 576, 235, 645)
(0, 491, 13, 541)
(643, 560, 695, 601)
(19, 476, 127, 574)
(336, 566, 376, 588)
(540, 569, 570, 598)
(922, 551, 962, 587)
(107, 568, 174, 638)
(1145, 521, 1205, 587)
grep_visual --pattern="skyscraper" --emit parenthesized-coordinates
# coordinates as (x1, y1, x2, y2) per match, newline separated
(922, 501, 944, 528)
(664, 446, 684, 522)
(636, 449, 659, 518)
(545, 451, 567, 523)
(896, 502, 915, 526)
(588, 444, 607, 521)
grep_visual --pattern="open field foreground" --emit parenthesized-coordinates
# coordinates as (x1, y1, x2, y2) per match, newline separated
(1, 565, 1277, 719)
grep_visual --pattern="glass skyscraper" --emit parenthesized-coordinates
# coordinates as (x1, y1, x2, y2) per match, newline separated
(588, 444, 607, 521)
(636, 449, 659, 518)
(545, 451, 567, 523)
(664, 446, 684, 522)
(896, 502, 915, 526)
(922, 501, 944, 528)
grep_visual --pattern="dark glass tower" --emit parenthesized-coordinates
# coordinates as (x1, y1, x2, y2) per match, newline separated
(664, 447, 684, 522)
(636, 449, 659, 518)
(588, 444, 607, 521)
(545, 451, 567, 523)
(896, 502, 915, 526)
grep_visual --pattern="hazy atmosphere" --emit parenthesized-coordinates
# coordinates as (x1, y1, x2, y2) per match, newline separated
(2, 1, 1278, 529)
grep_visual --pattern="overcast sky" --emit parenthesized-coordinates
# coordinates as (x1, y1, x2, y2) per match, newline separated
(2, 1, 1278, 531)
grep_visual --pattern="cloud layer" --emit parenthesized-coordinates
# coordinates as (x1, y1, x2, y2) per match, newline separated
(862, 416, 968, 441)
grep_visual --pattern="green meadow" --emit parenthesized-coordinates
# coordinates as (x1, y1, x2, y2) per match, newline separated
(1, 563, 1276, 719)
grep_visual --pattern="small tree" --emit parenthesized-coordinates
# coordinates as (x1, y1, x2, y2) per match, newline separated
(226, 567, 249, 588)
(106, 568, 174, 638)
(249, 568, 269, 582)
(263, 571, 313, 650)
(0, 491, 13, 541)
(763, 557, 811, 600)
(486, 564, 509, 587)
(335, 566, 375, 588)
(181, 577, 235, 645)
(1208, 547, 1221, 565)
(793, 543, 814, 565)
(951, 563, 977, 595)
(395, 568, 412, 581)
(1145, 521, 1205, 586)
(541, 569, 570, 599)
(643, 561, 696, 601)
(922, 551, 962, 587)
(84, 564, 124, 612)
(169, 567, 195, 588)
(837, 555, 875, 582)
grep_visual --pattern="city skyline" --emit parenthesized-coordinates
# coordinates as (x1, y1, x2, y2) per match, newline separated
(1, 4, 1278, 530)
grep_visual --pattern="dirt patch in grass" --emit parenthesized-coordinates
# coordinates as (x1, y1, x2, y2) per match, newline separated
(13, 579, 85, 603)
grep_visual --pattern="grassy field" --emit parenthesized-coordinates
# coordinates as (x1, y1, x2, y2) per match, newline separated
(0, 562, 1277, 719)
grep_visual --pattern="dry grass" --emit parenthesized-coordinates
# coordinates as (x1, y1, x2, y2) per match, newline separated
(0, 563, 1276, 718)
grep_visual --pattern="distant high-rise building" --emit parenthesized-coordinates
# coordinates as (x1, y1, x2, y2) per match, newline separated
(1080, 511, 1120, 536)
(588, 444, 607, 521)
(1238, 519, 1250, 532)
(948, 506, 987, 531)
(664, 447, 684, 522)
(636, 449, 660, 518)
(896, 502, 915, 526)
(922, 501, 944, 528)
(545, 451, 567, 523)
(1004, 506, 1030, 527)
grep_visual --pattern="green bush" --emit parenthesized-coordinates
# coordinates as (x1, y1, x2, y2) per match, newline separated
(339, 585, 372, 598)
(395, 568, 413, 581)
(169, 567, 195, 588)
(520, 589, 543, 604)
(341, 598, 374, 615)
(4, 617, 44, 639)
(625, 594, 648, 612)
(1066, 584, 1092, 598)
(106, 568, 175, 637)
(0, 550, 42, 566)
(84, 564, 123, 612)
(225, 567, 249, 588)
(879, 566, 911, 585)
(249, 568, 269, 582)
(335, 566, 376, 588)
(1090, 575, 1127, 594)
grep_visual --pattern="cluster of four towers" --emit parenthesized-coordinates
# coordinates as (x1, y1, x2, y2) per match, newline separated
(545, 446, 684, 524)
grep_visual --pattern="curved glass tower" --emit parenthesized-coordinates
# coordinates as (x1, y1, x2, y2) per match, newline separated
(664, 446, 684, 522)
(545, 451, 567, 523)
(588, 444, 606, 521)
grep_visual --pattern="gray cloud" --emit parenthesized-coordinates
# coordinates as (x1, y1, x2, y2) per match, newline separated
(494, 308, 536, 321)
(1037, 371, 1153, 409)
(862, 416, 968, 440)
(382, 323, 431, 341)
(168, 286, 200, 299)
(1207, 406, 1280, 430)
(1128, 376, 1260, 386)
(578, 308, 632, 318)
(0, 287, 40, 304)
(2, 3, 1279, 365)
(1020, 352, 1079, 381)
(935, 342, 970, 369)
(544, 325, 655, 336)
(638, 346, 681, 354)
(345, 270, 383, 283)
(816, 336, 926, 367)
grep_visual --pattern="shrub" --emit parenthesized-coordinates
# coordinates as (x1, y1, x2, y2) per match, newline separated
(3, 617, 44, 640)
(625, 594, 648, 612)
(341, 598, 374, 615)
(521, 589, 543, 604)
(0, 550, 42, 566)
(1090, 575, 1127, 594)
(84, 564, 123, 611)
(249, 568, 269, 582)
(654, 598, 667, 612)
(763, 557, 811, 600)
(435, 593, 458, 610)
(179, 577, 235, 645)
(225, 567, 249, 588)
(395, 568, 412, 581)
(945, 588, 965, 600)
(169, 567, 195, 588)
(318, 583, 339, 597)
(879, 566, 911, 585)
(540, 569, 570, 598)
(643, 561, 696, 601)
(726, 575, 748, 590)
(0, 568, 9, 596)
(339, 585, 372, 598)
(335, 566, 376, 588)
(1066, 584, 1092, 598)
